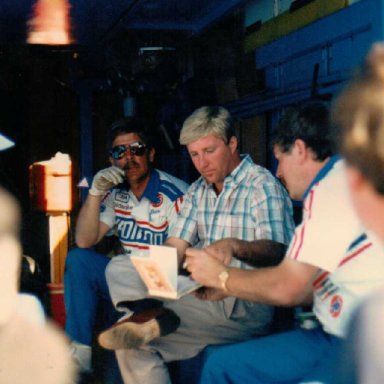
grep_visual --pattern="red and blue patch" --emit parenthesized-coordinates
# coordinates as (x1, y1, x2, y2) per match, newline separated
(151, 193, 163, 208)
(330, 295, 343, 318)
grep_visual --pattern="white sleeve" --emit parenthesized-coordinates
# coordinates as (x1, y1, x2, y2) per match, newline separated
(166, 195, 185, 235)
(287, 164, 362, 272)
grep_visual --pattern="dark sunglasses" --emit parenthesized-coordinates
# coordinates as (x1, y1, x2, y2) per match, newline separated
(110, 141, 147, 159)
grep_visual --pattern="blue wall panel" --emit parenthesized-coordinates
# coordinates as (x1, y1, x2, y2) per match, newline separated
(256, 0, 380, 92)
(228, 0, 384, 117)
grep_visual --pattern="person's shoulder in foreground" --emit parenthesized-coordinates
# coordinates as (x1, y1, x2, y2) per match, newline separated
(0, 185, 76, 384)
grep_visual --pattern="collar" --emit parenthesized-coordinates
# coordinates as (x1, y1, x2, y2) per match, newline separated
(303, 155, 341, 200)
(228, 154, 253, 187)
(201, 154, 252, 190)
(141, 169, 161, 203)
(120, 169, 161, 204)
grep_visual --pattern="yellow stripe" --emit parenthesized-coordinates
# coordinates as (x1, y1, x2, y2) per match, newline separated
(244, 0, 349, 53)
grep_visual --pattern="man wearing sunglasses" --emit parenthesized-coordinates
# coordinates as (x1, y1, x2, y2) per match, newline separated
(64, 117, 188, 379)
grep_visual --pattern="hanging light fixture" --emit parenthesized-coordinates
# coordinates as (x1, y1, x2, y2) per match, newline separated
(27, 0, 74, 45)
(0, 133, 15, 151)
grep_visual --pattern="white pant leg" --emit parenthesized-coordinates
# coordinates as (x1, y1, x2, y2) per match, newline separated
(106, 254, 150, 313)
(116, 348, 171, 384)
(154, 294, 272, 361)
(115, 294, 273, 383)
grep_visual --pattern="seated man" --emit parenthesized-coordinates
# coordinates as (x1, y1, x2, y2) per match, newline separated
(64, 117, 188, 375)
(98, 106, 295, 384)
(333, 42, 384, 383)
(185, 102, 384, 383)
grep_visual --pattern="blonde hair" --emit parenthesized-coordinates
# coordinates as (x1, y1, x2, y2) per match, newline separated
(332, 43, 384, 194)
(179, 106, 235, 145)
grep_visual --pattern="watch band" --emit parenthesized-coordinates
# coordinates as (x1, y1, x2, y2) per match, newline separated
(218, 268, 230, 291)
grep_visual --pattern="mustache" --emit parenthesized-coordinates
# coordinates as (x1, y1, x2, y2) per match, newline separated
(123, 161, 140, 170)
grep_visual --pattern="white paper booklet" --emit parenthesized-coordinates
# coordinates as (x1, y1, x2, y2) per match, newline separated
(131, 244, 201, 300)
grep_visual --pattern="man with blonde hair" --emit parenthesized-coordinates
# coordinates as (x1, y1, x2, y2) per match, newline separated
(99, 105, 294, 383)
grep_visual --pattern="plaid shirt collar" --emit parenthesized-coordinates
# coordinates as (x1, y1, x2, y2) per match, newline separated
(202, 154, 252, 191)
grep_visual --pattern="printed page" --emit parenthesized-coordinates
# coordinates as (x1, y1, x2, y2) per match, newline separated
(149, 245, 178, 289)
(131, 257, 176, 296)
(131, 245, 202, 299)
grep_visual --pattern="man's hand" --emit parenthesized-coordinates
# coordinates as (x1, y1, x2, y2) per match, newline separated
(89, 166, 125, 196)
(204, 238, 237, 265)
(185, 248, 226, 289)
(208, 238, 286, 268)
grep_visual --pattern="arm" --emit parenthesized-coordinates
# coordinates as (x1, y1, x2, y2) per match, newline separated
(185, 238, 287, 301)
(164, 236, 190, 266)
(205, 238, 287, 267)
(185, 247, 318, 306)
(163, 184, 195, 266)
(75, 194, 111, 247)
(222, 258, 317, 305)
(75, 166, 125, 248)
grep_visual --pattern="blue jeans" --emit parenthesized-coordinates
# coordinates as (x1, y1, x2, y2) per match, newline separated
(200, 328, 342, 384)
(64, 248, 119, 346)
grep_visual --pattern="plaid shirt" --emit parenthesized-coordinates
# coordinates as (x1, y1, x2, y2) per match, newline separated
(170, 155, 294, 267)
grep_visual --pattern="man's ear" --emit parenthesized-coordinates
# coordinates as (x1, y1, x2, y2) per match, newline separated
(293, 139, 309, 162)
(228, 136, 238, 153)
(294, 138, 306, 153)
(109, 156, 114, 166)
(149, 148, 156, 163)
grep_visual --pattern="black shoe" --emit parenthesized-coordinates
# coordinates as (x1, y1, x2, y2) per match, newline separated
(98, 307, 180, 350)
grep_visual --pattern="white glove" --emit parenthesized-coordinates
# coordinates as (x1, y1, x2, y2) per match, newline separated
(89, 166, 125, 196)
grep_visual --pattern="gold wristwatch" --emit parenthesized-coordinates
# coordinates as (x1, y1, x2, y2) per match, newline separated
(218, 268, 229, 291)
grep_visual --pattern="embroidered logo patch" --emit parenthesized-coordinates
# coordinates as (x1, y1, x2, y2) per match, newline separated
(151, 193, 163, 208)
(116, 191, 129, 203)
(330, 295, 343, 318)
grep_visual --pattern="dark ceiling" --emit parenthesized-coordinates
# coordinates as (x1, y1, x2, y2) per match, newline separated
(0, 0, 246, 46)
(0, 0, 247, 87)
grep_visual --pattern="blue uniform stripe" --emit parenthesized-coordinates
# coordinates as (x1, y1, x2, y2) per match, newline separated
(158, 180, 186, 202)
(347, 233, 368, 252)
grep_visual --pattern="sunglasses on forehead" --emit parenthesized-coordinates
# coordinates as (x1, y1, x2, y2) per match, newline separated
(110, 141, 147, 159)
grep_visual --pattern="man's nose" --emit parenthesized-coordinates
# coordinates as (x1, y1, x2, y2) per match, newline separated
(124, 147, 134, 159)
(200, 154, 209, 168)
